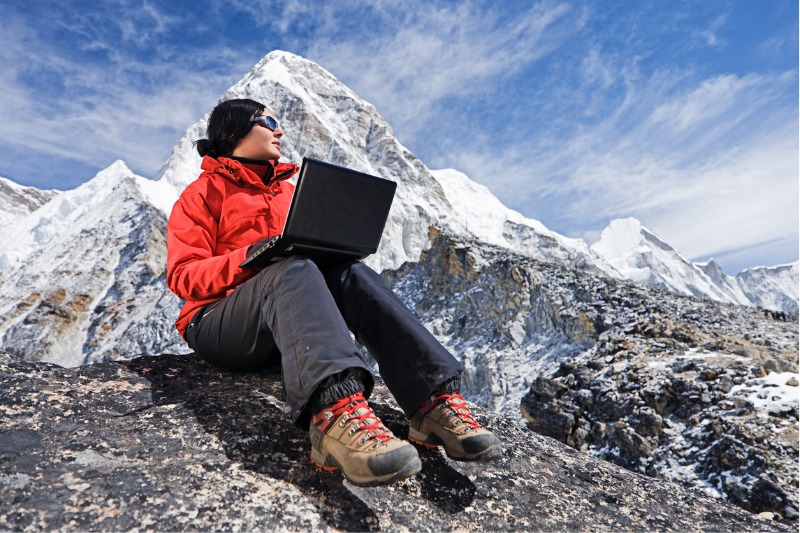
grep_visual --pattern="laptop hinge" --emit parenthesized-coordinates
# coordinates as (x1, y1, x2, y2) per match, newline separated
(288, 242, 365, 257)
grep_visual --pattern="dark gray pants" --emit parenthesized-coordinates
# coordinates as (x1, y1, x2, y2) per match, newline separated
(185, 256, 462, 427)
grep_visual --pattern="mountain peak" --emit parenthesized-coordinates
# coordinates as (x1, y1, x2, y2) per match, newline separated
(590, 218, 750, 303)
(247, 50, 325, 90)
(590, 218, 666, 282)
(696, 257, 724, 275)
(0, 176, 58, 231)
(591, 217, 667, 257)
(0, 159, 138, 270)
(253, 49, 309, 70)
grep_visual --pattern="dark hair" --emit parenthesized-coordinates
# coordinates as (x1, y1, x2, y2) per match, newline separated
(194, 98, 266, 158)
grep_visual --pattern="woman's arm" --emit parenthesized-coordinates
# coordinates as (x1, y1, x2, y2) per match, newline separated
(166, 187, 253, 301)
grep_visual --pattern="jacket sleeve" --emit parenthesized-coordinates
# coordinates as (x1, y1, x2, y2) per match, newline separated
(166, 185, 253, 301)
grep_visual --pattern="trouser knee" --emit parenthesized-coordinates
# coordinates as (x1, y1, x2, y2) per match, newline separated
(267, 255, 322, 287)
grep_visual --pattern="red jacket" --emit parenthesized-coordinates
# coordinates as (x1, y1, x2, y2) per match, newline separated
(167, 155, 299, 338)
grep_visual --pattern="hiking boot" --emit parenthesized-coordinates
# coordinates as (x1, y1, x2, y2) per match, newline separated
(309, 392, 422, 486)
(409, 392, 502, 461)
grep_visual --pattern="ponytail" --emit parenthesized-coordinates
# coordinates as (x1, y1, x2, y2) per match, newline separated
(193, 98, 266, 159)
(193, 139, 216, 158)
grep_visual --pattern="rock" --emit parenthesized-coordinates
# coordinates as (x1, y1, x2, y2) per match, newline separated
(530, 376, 570, 399)
(0, 353, 788, 532)
(521, 323, 799, 524)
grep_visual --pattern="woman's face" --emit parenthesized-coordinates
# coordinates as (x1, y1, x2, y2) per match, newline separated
(232, 110, 283, 160)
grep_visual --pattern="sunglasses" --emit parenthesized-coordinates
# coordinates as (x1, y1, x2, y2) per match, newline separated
(250, 115, 279, 131)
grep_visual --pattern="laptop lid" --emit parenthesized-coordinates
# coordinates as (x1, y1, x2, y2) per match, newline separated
(281, 157, 397, 255)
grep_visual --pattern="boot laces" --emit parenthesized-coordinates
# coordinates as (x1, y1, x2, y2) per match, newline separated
(427, 392, 481, 431)
(325, 392, 393, 447)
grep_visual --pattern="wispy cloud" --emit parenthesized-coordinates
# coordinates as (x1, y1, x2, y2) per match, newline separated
(695, 13, 729, 48)
(297, 1, 577, 130)
(448, 62, 798, 270)
(0, 0, 795, 273)
(0, 2, 251, 182)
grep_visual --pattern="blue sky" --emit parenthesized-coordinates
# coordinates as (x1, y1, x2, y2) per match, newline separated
(1, 0, 797, 274)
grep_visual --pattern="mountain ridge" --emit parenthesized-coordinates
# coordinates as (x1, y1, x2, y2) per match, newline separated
(590, 217, 797, 312)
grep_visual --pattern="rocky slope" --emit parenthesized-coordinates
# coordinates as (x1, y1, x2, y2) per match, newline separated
(522, 350, 798, 520)
(381, 229, 798, 523)
(0, 351, 789, 532)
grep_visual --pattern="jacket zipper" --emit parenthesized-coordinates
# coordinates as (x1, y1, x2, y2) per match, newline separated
(269, 168, 294, 184)
(266, 168, 293, 197)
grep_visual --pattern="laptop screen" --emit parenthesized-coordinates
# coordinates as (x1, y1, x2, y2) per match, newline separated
(282, 158, 397, 254)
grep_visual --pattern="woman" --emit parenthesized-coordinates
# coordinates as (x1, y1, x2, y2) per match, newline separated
(166, 98, 501, 487)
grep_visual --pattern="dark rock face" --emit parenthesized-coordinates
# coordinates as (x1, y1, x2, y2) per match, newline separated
(383, 230, 797, 524)
(0, 353, 789, 531)
(520, 303, 799, 522)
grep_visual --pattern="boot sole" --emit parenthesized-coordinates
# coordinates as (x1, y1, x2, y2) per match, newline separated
(310, 447, 422, 487)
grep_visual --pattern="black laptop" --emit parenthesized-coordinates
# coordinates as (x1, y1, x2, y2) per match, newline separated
(239, 157, 397, 269)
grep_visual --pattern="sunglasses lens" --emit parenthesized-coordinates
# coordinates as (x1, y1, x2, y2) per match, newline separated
(251, 116, 278, 131)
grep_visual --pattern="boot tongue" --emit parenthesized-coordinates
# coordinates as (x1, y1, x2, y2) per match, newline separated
(351, 405, 374, 424)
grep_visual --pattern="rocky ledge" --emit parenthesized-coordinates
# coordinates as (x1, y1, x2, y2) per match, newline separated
(0, 352, 790, 531)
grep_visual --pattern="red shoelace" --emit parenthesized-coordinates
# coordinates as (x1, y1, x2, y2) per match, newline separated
(324, 392, 393, 445)
(423, 392, 481, 430)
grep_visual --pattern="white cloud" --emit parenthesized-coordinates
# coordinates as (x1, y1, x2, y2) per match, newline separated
(0, 1, 795, 274)
(562, 72, 794, 217)
(647, 131, 798, 258)
(443, 60, 798, 272)
(695, 13, 729, 48)
(0, 3, 252, 178)
(299, 2, 576, 131)
(581, 48, 615, 89)
(648, 74, 764, 135)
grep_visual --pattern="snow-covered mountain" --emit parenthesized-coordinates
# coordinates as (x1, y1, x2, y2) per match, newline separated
(429, 168, 613, 272)
(737, 262, 799, 314)
(591, 217, 797, 312)
(0, 176, 57, 230)
(0, 50, 795, 370)
(695, 258, 749, 303)
(697, 258, 799, 315)
(0, 162, 185, 366)
(155, 52, 609, 276)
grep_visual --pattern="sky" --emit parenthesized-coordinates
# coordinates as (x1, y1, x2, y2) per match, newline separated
(0, 0, 797, 275)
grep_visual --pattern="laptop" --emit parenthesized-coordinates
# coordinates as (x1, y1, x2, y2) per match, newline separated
(239, 157, 397, 269)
